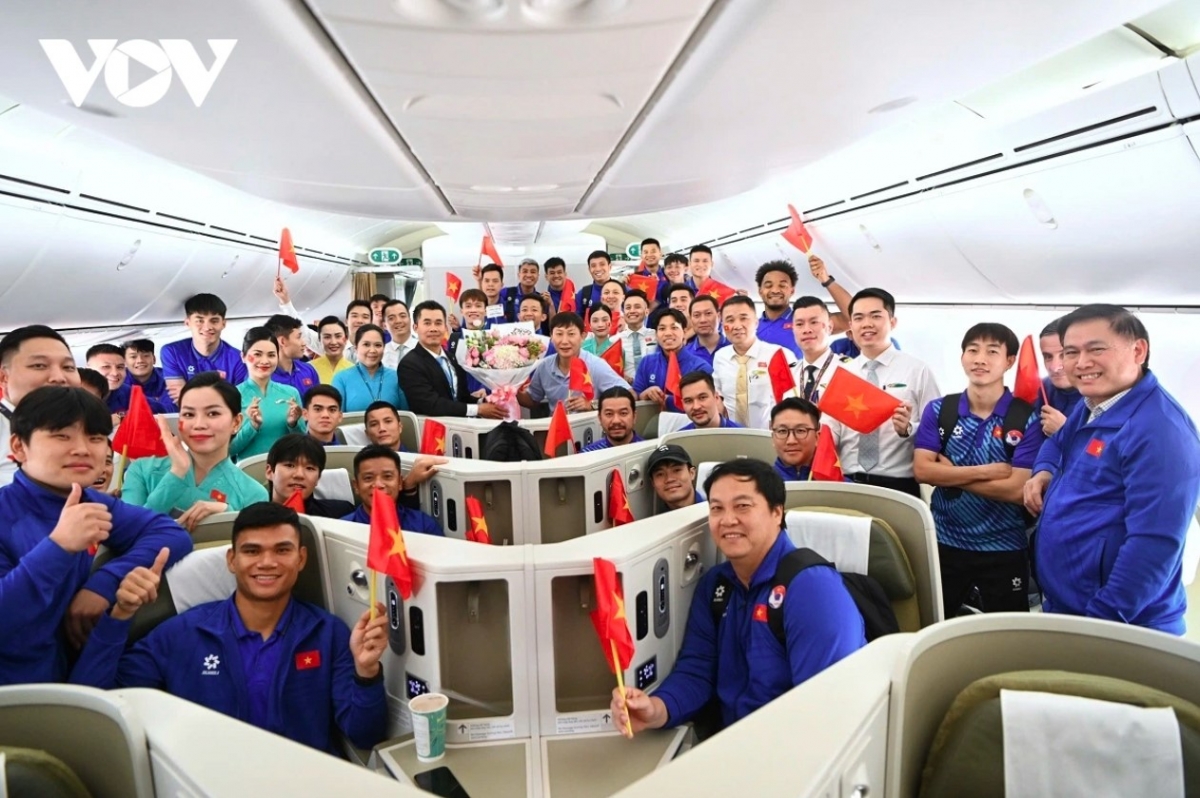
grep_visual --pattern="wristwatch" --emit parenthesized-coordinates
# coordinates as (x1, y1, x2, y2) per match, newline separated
(820, 275, 836, 288)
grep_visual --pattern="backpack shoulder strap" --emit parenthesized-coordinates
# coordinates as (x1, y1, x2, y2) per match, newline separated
(765, 548, 832, 647)
(937, 394, 962, 454)
(1001, 397, 1036, 461)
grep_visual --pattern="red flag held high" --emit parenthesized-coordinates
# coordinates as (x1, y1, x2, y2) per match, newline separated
(817, 367, 902, 434)
(465, 495, 492, 545)
(609, 468, 634, 526)
(446, 273, 463, 303)
(768, 348, 795, 403)
(559, 278, 577, 313)
(664, 351, 682, 409)
(283, 489, 307, 514)
(781, 204, 814, 254)
(111, 385, 167, 459)
(1013, 334, 1042, 405)
(698, 278, 737, 307)
(480, 235, 503, 267)
(366, 487, 414, 599)
(420, 419, 447, 456)
(590, 557, 635, 673)
(599, 340, 624, 375)
(279, 227, 299, 274)
(810, 425, 843, 482)
(569, 357, 595, 401)
(545, 401, 575, 458)
(625, 272, 658, 297)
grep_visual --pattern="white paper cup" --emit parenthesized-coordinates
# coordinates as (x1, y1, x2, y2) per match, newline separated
(409, 692, 449, 762)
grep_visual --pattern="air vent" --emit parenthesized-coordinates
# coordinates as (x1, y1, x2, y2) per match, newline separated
(850, 181, 909, 201)
(915, 153, 1004, 181)
(0, 173, 69, 194)
(79, 194, 148, 213)
(1013, 106, 1157, 152)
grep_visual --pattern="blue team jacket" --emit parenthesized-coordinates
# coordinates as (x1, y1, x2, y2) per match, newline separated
(72, 596, 388, 753)
(653, 533, 865, 729)
(1033, 372, 1200, 634)
(0, 472, 192, 685)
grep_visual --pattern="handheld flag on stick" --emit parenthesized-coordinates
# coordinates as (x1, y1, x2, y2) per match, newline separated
(283, 489, 307, 514)
(367, 487, 414, 604)
(664, 351, 682, 410)
(697, 278, 737, 307)
(112, 385, 168, 459)
(278, 227, 299, 277)
(1013, 335, 1044, 405)
(559, 279, 577, 313)
(768, 349, 796, 403)
(609, 468, 634, 526)
(817, 368, 902, 434)
(781, 204, 814, 254)
(599, 340, 624, 375)
(590, 557, 636, 736)
(480, 235, 503, 268)
(809, 425, 843, 482)
(625, 272, 658, 297)
(545, 401, 575, 458)
(446, 273, 463, 303)
(569, 357, 595, 401)
(464, 495, 492, 545)
(420, 419, 448, 456)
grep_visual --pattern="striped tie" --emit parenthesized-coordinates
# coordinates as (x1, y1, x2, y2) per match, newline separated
(859, 360, 882, 471)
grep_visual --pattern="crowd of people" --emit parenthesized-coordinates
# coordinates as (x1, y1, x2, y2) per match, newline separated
(1, 239, 1197, 753)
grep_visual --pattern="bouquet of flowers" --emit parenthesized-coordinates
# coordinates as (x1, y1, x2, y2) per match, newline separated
(455, 327, 550, 420)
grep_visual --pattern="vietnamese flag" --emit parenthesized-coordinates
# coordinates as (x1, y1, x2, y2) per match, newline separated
(1013, 334, 1044, 405)
(609, 467, 634, 526)
(698, 278, 737, 307)
(781, 204, 814, 254)
(366, 487, 414, 599)
(810, 425, 843, 482)
(768, 348, 796, 403)
(420, 418, 447, 456)
(608, 309, 623, 337)
(626, 272, 658, 298)
(569, 357, 595, 401)
(664, 351, 682, 409)
(464, 495, 492, 545)
(559, 278, 577, 313)
(283, 488, 307, 514)
(599, 340, 624, 375)
(278, 227, 299, 275)
(480, 235, 503, 267)
(817, 367, 902, 434)
(545, 400, 575, 457)
(111, 385, 167, 459)
(446, 273, 463, 303)
(590, 557, 635, 673)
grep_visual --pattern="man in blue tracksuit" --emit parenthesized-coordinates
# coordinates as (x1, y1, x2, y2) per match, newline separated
(72, 502, 389, 753)
(0, 386, 192, 686)
(1025, 305, 1200, 635)
(611, 459, 865, 735)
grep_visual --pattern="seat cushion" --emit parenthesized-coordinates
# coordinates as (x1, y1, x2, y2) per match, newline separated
(796, 506, 916, 601)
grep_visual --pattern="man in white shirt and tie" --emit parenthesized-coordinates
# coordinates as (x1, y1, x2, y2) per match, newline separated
(789, 296, 853, 404)
(712, 296, 796, 430)
(830, 288, 939, 498)
(397, 301, 505, 419)
(618, 290, 656, 383)
(382, 300, 418, 370)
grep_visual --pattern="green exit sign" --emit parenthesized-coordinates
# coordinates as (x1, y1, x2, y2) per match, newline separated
(369, 247, 401, 264)
(626, 242, 641, 259)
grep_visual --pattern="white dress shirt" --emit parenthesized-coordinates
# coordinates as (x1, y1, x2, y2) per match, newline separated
(712, 338, 794, 430)
(618, 326, 657, 382)
(788, 349, 850, 404)
(828, 345, 940, 478)
(0, 399, 14, 487)
(383, 335, 419, 370)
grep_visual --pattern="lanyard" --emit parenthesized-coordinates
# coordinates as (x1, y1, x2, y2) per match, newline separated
(356, 364, 385, 402)
(805, 352, 837, 401)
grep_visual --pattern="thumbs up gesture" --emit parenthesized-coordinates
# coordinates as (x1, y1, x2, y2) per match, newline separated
(111, 547, 172, 621)
(49, 484, 113, 554)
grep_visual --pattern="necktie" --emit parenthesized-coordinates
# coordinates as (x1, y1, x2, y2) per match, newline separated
(438, 356, 456, 394)
(803, 365, 818, 400)
(632, 332, 643, 360)
(735, 354, 751, 426)
(859, 360, 881, 471)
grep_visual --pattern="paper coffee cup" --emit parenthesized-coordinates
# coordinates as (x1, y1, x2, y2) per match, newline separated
(409, 692, 449, 762)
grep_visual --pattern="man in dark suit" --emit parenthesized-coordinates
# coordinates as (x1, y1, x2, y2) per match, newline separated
(399, 301, 506, 419)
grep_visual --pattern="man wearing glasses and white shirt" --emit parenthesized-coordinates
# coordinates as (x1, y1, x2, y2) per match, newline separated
(769, 398, 825, 481)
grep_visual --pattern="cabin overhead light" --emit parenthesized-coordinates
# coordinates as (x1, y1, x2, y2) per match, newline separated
(116, 239, 141, 271)
(516, 184, 559, 192)
(867, 96, 917, 115)
(470, 185, 514, 193)
(443, 0, 504, 12)
(859, 224, 882, 252)
(522, 0, 627, 24)
(1023, 188, 1058, 229)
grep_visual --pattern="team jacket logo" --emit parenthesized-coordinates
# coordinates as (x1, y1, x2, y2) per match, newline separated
(1005, 429, 1024, 446)
(202, 654, 221, 675)
(767, 585, 787, 609)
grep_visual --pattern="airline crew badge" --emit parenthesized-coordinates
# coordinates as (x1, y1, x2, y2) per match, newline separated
(768, 585, 787, 609)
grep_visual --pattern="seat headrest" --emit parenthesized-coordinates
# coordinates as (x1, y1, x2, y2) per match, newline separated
(340, 423, 370, 447)
(315, 468, 355, 503)
(166, 545, 236, 614)
(655, 412, 691, 436)
(792, 506, 915, 600)
(695, 462, 718, 498)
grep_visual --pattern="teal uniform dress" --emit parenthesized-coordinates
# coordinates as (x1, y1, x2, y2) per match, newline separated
(230, 379, 307, 459)
(123, 456, 269, 516)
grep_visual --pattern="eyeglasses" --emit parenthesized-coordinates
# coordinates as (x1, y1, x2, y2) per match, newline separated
(771, 426, 817, 441)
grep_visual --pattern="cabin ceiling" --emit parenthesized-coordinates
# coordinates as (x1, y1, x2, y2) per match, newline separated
(0, 0, 1176, 241)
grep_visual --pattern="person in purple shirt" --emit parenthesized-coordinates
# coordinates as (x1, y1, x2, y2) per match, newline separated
(86, 344, 167, 416)
(123, 339, 177, 413)
(1035, 317, 1084, 436)
(769, 398, 823, 481)
(160, 293, 247, 406)
(633, 309, 707, 413)
(657, 254, 696, 305)
(581, 387, 645, 453)
(341, 446, 443, 536)
(264, 315, 320, 397)
(574, 250, 614, 321)
(755, 260, 803, 358)
(684, 294, 728, 368)
(678, 372, 743, 431)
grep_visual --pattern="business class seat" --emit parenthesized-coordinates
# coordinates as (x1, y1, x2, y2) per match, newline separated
(236, 445, 363, 485)
(338, 409, 420, 451)
(0, 746, 91, 798)
(662, 427, 776, 471)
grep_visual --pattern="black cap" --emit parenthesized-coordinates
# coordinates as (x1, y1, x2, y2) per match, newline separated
(647, 444, 692, 474)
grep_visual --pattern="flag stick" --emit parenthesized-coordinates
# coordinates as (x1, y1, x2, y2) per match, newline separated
(368, 567, 378, 621)
(612, 639, 633, 736)
(276, 255, 282, 280)
(112, 445, 130, 494)
(1039, 381, 1050, 407)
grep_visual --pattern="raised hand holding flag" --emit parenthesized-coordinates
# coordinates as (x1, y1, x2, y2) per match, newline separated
(367, 487, 414, 603)
(781, 204, 814, 254)
(278, 227, 299, 276)
(1013, 334, 1047, 405)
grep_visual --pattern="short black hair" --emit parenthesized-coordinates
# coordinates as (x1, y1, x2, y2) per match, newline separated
(85, 343, 124, 361)
(720, 295, 756, 314)
(123, 338, 155, 355)
(549, 312, 585, 333)
(641, 237, 661, 249)
(654, 308, 688, 330)
(265, 314, 302, 342)
(703, 458, 786, 512)
(588, 250, 611, 265)
(961, 323, 1019, 356)
(664, 253, 688, 268)
(481, 264, 504, 280)
(459, 288, 488, 307)
(353, 324, 385, 347)
(353, 444, 402, 478)
(755, 260, 798, 287)
(792, 295, 831, 314)
(231, 502, 302, 548)
(1058, 303, 1151, 371)
(413, 300, 448, 322)
(597, 386, 636, 413)
(12, 386, 112, 442)
(623, 290, 649, 307)
(679, 370, 715, 393)
(520, 293, 549, 316)
(241, 326, 278, 356)
(318, 315, 348, 336)
(770, 397, 820, 426)
(544, 256, 566, 273)
(383, 299, 409, 315)
(77, 368, 110, 399)
(184, 293, 227, 318)
(0, 325, 70, 367)
(365, 400, 400, 421)
(1039, 316, 1066, 340)
(369, 293, 390, 305)
(179, 372, 241, 414)
(689, 244, 712, 258)
(666, 283, 696, 300)
(689, 294, 719, 313)
(267, 433, 326, 471)
(346, 299, 373, 317)
(302, 384, 341, 409)
(849, 288, 896, 317)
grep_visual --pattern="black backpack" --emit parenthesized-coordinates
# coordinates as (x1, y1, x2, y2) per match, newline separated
(480, 421, 543, 463)
(935, 392, 1035, 501)
(709, 548, 899, 644)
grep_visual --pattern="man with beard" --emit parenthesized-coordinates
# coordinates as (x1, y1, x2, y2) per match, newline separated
(581, 387, 643, 453)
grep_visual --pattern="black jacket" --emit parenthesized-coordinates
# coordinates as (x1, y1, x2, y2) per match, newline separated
(398, 345, 476, 417)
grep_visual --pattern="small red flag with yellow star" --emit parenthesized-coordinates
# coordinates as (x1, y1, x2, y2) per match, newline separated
(446, 273, 463, 303)
(283, 488, 306, 514)
(464, 495, 492, 545)
(568, 357, 594, 401)
(816, 367, 901, 434)
(590, 557, 635, 673)
(367, 487, 413, 599)
(420, 418, 447, 456)
(609, 467, 634, 526)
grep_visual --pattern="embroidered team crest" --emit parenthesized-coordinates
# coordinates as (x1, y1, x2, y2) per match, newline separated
(202, 654, 221, 675)
(767, 585, 787, 609)
(752, 604, 768, 623)
(1086, 438, 1105, 457)
(1005, 429, 1023, 446)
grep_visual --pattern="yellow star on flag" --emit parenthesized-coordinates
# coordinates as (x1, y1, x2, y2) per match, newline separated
(843, 393, 869, 420)
(613, 591, 626, 621)
(583, 372, 593, 387)
(471, 516, 488, 538)
(303, 655, 313, 665)
(387, 526, 408, 564)
(708, 289, 721, 299)
(434, 436, 446, 455)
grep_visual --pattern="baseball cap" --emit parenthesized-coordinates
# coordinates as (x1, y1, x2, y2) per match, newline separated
(647, 444, 692, 474)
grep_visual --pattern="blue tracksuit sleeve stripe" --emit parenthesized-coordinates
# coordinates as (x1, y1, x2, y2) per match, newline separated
(329, 621, 389, 749)
(83, 500, 192, 603)
(652, 574, 719, 727)
(782, 568, 865, 686)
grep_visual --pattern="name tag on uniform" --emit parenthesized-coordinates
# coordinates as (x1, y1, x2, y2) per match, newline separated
(486, 304, 505, 319)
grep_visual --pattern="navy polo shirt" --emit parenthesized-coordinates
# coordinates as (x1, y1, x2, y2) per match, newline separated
(774, 459, 811, 481)
(581, 433, 645, 454)
(230, 598, 295, 730)
(273, 360, 320, 397)
(757, 309, 802, 357)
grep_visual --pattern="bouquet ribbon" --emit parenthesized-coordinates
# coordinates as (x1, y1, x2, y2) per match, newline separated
(488, 384, 521, 421)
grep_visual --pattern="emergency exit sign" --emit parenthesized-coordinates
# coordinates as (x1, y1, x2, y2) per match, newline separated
(369, 247, 401, 264)
(626, 242, 641, 259)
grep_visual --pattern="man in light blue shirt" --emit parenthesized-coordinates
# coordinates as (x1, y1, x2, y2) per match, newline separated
(520, 313, 625, 414)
